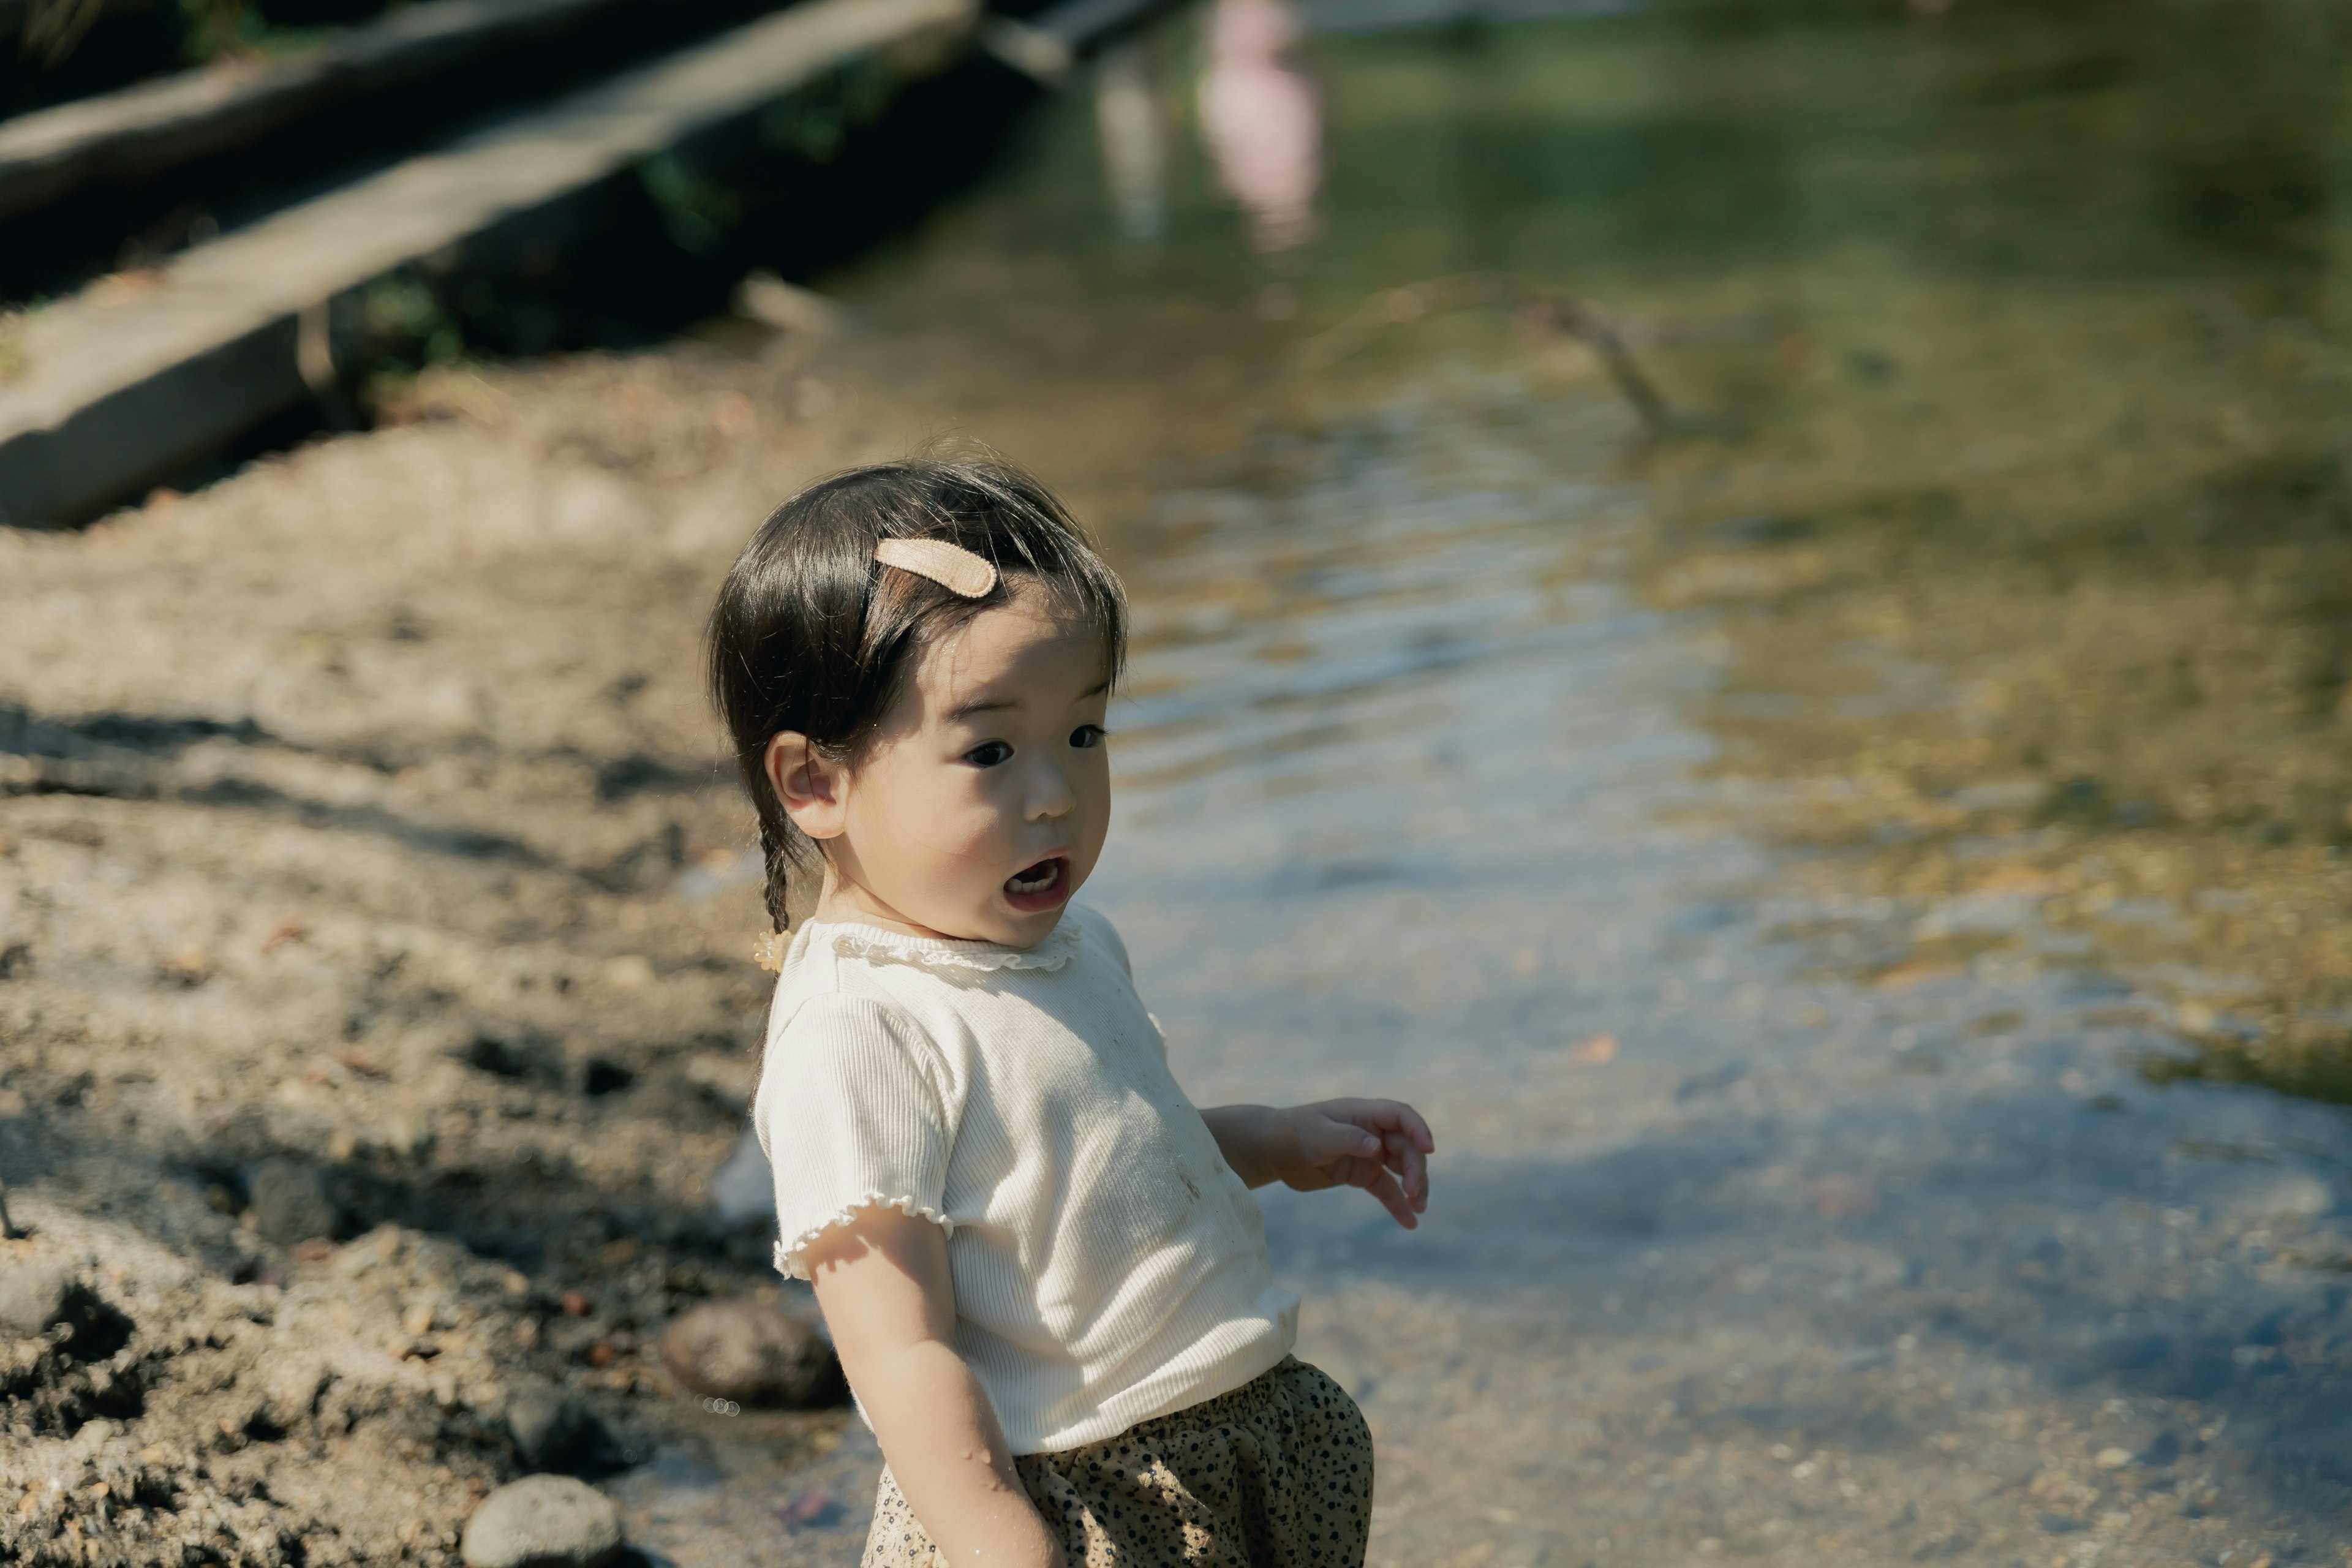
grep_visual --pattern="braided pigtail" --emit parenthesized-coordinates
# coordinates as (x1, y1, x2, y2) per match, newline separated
(757, 813, 794, 935)
(748, 813, 796, 973)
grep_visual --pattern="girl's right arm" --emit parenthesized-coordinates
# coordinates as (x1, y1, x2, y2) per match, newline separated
(805, 1206, 1063, 1568)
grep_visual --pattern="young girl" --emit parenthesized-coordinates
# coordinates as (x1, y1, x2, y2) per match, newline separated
(707, 457, 1434, 1568)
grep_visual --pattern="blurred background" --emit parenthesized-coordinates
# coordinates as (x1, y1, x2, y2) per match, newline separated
(3, 1, 2351, 1565)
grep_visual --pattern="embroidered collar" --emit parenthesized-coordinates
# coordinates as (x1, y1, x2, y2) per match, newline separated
(797, 915, 1084, 974)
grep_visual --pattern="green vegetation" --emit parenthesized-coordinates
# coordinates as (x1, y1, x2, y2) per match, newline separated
(175, 0, 337, 66)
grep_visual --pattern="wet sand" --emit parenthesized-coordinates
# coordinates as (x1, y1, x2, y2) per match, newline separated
(7, 2, 2352, 1564)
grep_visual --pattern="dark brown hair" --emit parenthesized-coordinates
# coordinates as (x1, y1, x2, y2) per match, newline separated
(706, 456, 1126, 931)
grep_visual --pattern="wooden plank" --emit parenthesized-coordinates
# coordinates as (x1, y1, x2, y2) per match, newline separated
(0, 0, 976, 527)
(0, 0, 688, 222)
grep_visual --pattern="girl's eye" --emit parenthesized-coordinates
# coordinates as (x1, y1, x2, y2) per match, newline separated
(1070, 725, 1108, 750)
(963, 741, 1014, 769)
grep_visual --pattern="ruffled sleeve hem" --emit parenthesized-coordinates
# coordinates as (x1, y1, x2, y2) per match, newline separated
(772, 1192, 957, 1281)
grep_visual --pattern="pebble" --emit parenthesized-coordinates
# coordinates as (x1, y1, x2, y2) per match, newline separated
(459, 1475, 623, 1568)
(247, 1158, 339, 1245)
(658, 1298, 841, 1408)
(0, 1257, 77, 1337)
(0, 1258, 128, 1359)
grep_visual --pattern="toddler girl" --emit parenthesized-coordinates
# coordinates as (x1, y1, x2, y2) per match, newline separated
(707, 457, 1434, 1568)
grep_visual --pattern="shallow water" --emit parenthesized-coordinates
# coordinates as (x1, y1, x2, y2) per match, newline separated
(624, 4, 2352, 1562)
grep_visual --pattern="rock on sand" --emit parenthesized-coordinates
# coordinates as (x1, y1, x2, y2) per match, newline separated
(0, 1257, 80, 1338)
(0, 1256, 127, 1357)
(657, 1298, 841, 1407)
(460, 1476, 624, 1568)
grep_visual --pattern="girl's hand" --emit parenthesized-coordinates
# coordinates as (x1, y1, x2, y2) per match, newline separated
(1276, 1099, 1434, 1227)
(1202, 1100, 1435, 1228)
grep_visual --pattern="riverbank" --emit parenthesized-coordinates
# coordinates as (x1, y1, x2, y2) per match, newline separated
(0, 334, 881, 1564)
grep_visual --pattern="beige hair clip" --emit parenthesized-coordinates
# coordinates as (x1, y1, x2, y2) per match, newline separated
(875, 537, 998, 598)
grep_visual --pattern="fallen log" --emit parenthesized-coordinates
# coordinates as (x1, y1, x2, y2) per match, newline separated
(0, 0, 978, 527)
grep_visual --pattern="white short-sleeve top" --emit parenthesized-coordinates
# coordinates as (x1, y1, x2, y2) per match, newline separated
(753, 903, 1298, 1455)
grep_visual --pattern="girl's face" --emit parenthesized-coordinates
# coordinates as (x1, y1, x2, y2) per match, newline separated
(772, 581, 1114, 947)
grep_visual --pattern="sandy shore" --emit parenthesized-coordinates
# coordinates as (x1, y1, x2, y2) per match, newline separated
(0, 339, 901, 1566)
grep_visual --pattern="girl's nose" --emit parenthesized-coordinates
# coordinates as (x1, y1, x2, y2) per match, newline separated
(1028, 762, 1078, 822)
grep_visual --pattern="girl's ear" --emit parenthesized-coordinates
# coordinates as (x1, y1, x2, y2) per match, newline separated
(765, 732, 848, 841)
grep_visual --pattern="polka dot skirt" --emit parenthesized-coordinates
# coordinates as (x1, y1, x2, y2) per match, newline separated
(862, 1357, 1374, 1568)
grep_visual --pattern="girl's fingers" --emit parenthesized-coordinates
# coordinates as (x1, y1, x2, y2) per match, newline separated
(1295, 1102, 1432, 1213)
(1389, 1137, 1428, 1210)
(1381, 1131, 1428, 1207)
(1332, 1098, 1435, 1154)
(1370, 1098, 1434, 1153)
(1362, 1170, 1417, 1229)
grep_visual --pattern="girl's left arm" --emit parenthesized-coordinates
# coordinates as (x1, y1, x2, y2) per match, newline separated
(1199, 1099, 1434, 1228)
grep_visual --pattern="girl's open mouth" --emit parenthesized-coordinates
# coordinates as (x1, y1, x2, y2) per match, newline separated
(1003, 856, 1069, 911)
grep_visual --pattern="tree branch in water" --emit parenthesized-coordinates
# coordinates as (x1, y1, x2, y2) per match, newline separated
(1304, 272, 1675, 435)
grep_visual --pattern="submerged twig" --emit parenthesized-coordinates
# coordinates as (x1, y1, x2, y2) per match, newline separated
(1303, 271, 1675, 436)
(0, 1180, 22, 1241)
